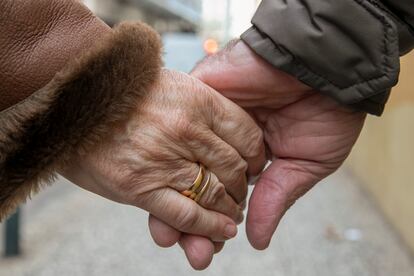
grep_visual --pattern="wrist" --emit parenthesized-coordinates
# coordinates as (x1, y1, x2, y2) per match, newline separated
(232, 40, 311, 93)
(192, 39, 313, 109)
(59, 151, 127, 205)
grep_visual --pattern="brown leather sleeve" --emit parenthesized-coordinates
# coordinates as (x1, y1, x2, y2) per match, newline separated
(0, 22, 162, 219)
(0, 0, 111, 111)
(0, 1, 163, 219)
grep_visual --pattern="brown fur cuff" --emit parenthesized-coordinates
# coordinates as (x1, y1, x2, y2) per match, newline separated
(0, 22, 162, 219)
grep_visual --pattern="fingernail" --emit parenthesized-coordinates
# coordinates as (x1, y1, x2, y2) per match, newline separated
(224, 224, 237, 239)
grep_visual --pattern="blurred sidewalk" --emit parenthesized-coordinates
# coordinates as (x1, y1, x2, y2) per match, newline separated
(1, 168, 413, 276)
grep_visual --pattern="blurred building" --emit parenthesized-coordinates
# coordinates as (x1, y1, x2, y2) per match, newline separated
(83, 0, 202, 32)
(201, 0, 258, 44)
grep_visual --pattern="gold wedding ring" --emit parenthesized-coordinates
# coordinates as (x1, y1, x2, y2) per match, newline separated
(181, 164, 211, 203)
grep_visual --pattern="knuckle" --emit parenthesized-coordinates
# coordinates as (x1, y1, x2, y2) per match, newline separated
(205, 182, 226, 206)
(202, 94, 225, 126)
(236, 159, 249, 174)
(174, 117, 194, 139)
(208, 95, 225, 120)
(175, 207, 199, 231)
(174, 117, 206, 145)
(228, 159, 248, 182)
(167, 161, 196, 182)
(219, 148, 244, 170)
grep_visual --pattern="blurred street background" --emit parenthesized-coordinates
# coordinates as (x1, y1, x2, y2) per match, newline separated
(2, 0, 414, 275)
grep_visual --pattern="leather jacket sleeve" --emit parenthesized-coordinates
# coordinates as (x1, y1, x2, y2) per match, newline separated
(0, 0, 112, 111)
(0, 0, 162, 218)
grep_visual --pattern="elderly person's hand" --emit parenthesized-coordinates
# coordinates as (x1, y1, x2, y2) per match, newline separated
(148, 41, 366, 269)
(61, 69, 266, 242)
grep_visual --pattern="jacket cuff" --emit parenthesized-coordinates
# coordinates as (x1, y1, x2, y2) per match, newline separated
(381, 0, 414, 53)
(0, 22, 162, 218)
(242, 0, 414, 115)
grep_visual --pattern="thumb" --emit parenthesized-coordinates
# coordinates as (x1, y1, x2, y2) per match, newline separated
(190, 54, 223, 84)
(246, 159, 320, 250)
(190, 40, 246, 87)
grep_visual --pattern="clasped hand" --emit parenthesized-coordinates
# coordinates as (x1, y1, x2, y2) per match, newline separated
(63, 41, 366, 270)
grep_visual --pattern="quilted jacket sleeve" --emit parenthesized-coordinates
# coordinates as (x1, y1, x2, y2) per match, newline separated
(242, 0, 414, 115)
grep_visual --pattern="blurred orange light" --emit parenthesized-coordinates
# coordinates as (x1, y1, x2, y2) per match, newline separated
(204, 39, 219, 55)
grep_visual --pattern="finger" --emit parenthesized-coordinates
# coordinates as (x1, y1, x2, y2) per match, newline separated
(187, 80, 266, 177)
(195, 172, 244, 224)
(139, 188, 238, 242)
(148, 215, 225, 258)
(178, 236, 224, 255)
(214, 241, 225, 253)
(208, 91, 267, 177)
(173, 162, 244, 223)
(179, 234, 215, 270)
(148, 214, 180, 248)
(246, 159, 319, 250)
(187, 128, 249, 204)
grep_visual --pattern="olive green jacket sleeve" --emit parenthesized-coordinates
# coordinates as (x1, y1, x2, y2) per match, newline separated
(242, 0, 414, 115)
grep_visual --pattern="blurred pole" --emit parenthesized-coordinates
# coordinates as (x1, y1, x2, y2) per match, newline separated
(224, 0, 232, 42)
(4, 208, 20, 257)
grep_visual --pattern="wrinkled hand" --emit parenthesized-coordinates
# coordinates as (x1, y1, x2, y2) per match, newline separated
(148, 41, 366, 268)
(61, 69, 266, 245)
